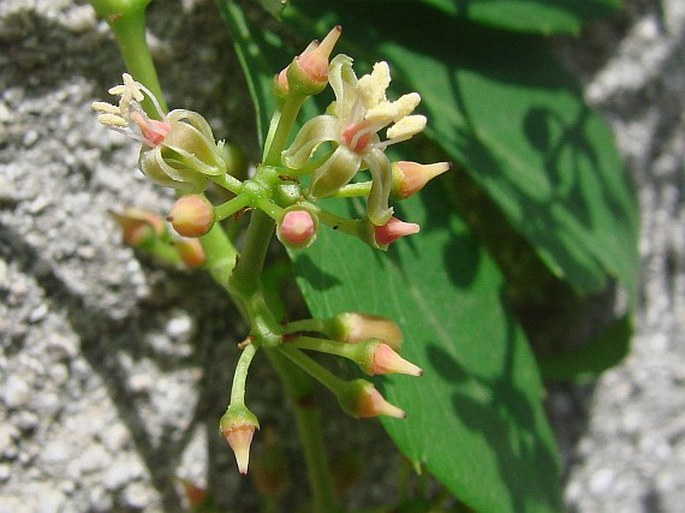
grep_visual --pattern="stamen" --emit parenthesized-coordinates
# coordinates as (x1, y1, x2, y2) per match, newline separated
(135, 80, 168, 120)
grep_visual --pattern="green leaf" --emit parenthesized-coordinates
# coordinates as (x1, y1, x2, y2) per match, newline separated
(284, 3, 639, 300)
(216, 0, 283, 144)
(293, 190, 563, 513)
(411, 0, 621, 33)
(538, 314, 633, 381)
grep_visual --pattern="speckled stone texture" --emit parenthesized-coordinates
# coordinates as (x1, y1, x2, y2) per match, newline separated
(1, 1, 683, 512)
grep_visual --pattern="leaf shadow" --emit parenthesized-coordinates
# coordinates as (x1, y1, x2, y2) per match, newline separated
(424, 290, 561, 512)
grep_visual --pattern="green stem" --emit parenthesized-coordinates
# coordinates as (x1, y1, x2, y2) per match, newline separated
(90, 0, 167, 115)
(287, 335, 360, 362)
(230, 342, 258, 405)
(283, 318, 326, 334)
(214, 194, 251, 222)
(277, 346, 346, 394)
(227, 210, 281, 346)
(210, 172, 244, 195)
(332, 181, 373, 198)
(263, 93, 307, 166)
(266, 350, 340, 513)
(199, 221, 238, 288)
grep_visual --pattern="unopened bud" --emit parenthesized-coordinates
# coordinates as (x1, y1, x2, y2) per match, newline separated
(111, 208, 165, 249)
(168, 194, 215, 238)
(277, 207, 318, 249)
(220, 404, 260, 475)
(392, 161, 450, 199)
(175, 238, 205, 268)
(374, 216, 420, 247)
(286, 26, 342, 96)
(324, 312, 402, 351)
(337, 379, 406, 419)
(273, 69, 290, 100)
(357, 340, 422, 377)
(177, 478, 213, 511)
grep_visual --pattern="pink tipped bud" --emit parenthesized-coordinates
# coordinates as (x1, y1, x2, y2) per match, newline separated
(167, 194, 215, 238)
(174, 238, 206, 268)
(392, 161, 450, 199)
(277, 208, 318, 249)
(369, 342, 423, 377)
(111, 208, 165, 248)
(177, 478, 210, 510)
(325, 312, 403, 351)
(338, 379, 406, 419)
(220, 405, 260, 475)
(273, 69, 290, 100)
(287, 26, 342, 96)
(374, 217, 420, 246)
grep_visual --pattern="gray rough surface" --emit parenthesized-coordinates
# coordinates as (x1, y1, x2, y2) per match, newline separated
(0, 0, 683, 512)
(563, 1, 685, 512)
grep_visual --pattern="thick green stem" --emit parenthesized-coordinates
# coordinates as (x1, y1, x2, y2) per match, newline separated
(265, 350, 340, 513)
(226, 210, 281, 346)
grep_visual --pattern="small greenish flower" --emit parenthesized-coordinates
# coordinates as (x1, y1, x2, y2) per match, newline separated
(282, 56, 426, 226)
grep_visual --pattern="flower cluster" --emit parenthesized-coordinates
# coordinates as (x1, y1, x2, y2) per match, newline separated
(282, 55, 429, 226)
(94, 26, 445, 476)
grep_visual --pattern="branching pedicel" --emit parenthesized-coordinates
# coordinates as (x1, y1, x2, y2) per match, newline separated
(93, 27, 448, 476)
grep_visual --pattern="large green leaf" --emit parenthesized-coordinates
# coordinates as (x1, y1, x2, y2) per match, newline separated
(293, 190, 562, 513)
(412, 0, 621, 34)
(284, 2, 639, 300)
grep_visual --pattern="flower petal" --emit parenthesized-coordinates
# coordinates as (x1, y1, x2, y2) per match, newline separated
(282, 115, 340, 169)
(328, 54, 357, 118)
(309, 145, 361, 199)
(364, 148, 394, 226)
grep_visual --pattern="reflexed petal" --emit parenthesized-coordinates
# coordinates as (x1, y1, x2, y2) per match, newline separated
(328, 54, 358, 119)
(364, 148, 394, 226)
(309, 146, 361, 199)
(169, 109, 216, 140)
(282, 115, 340, 169)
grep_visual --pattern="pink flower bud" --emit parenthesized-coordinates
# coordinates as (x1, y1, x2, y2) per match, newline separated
(277, 208, 318, 249)
(177, 479, 210, 510)
(338, 379, 406, 419)
(392, 161, 450, 199)
(374, 217, 420, 246)
(368, 342, 423, 377)
(325, 312, 403, 351)
(286, 26, 342, 96)
(110, 208, 165, 248)
(273, 69, 290, 100)
(220, 405, 260, 475)
(174, 238, 206, 268)
(167, 194, 215, 238)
